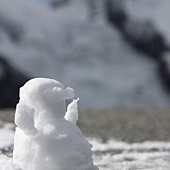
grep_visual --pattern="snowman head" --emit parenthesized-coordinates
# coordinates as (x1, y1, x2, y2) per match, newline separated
(19, 78, 74, 119)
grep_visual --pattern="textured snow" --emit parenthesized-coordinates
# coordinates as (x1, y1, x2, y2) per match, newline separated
(65, 99, 79, 125)
(0, 0, 169, 108)
(94, 152, 170, 170)
(90, 138, 170, 170)
(0, 155, 21, 170)
(13, 78, 98, 170)
(90, 138, 170, 152)
(0, 125, 170, 169)
(1, 136, 170, 169)
(0, 124, 14, 149)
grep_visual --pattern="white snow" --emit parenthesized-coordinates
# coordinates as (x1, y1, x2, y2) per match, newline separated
(1, 135, 170, 169)
(0, 122, 170, 169)
(13, 78, 98, 170)
(90, 138, 170, 170)
(0, 124, 14, 149)
(65, 98, 79, 125)
(89, 138, 170, 152)
(94, 152, 170, 170)
(0, 0, 169, 108)
(0, 155, 21, 170)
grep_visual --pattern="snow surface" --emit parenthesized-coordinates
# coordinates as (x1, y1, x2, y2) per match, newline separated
(13, 78, 98, 170)
(0, 155, 21, 170)
(0, 0, 170, 108)
(94, 152, 170, 170)
(0, 124, 14, 150)
(90, 138, 170, 152)
(1, 133, 170, 169)
(0, 118, 170, 169)
(65, 98, 79, 125)
(91, 138, 170, 170)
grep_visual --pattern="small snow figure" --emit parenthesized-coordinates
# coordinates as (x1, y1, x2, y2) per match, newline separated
(13, 78, 98, 170)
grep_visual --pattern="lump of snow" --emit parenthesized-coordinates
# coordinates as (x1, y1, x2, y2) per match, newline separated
(0, 155, 21, 170)
(13, 78, 98, 170)
(0, 123, 14, 150)
(65, 98, 79, 125)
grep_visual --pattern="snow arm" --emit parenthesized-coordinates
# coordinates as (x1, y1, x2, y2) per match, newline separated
(15, 102, 38, 136)
(65, 98, 79, 125)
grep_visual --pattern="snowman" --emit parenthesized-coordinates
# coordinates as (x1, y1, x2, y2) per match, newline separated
(13, 78, 98, 170)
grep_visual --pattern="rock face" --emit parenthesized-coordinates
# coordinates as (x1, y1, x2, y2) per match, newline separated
(50, 0, 70, 8)
(0, 55, 29, 108)
(158, 55, 170, 93)
(123, 19, 170, 59)
(105, 0, 127, 30)
(13, 78, 98, 170)
(104, 0, 170, 95)
(105, 0, 169, 59)
(0, 14, 24, 42)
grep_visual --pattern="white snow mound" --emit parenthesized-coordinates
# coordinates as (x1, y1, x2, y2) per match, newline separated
(13, 78, 98, 170)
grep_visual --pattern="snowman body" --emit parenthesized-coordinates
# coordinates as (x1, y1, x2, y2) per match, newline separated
(13, 78, 98, 170)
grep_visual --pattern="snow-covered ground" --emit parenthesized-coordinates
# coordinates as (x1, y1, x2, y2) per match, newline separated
(92, 138, 170, 170)
(0, 125, 170, 170)
(0, 123, 14, 150)
(0, 0, 170, 108)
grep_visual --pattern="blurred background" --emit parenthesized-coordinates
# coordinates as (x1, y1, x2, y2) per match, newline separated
(1, 1, 170, 165)
(0, 0, 170, 109)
